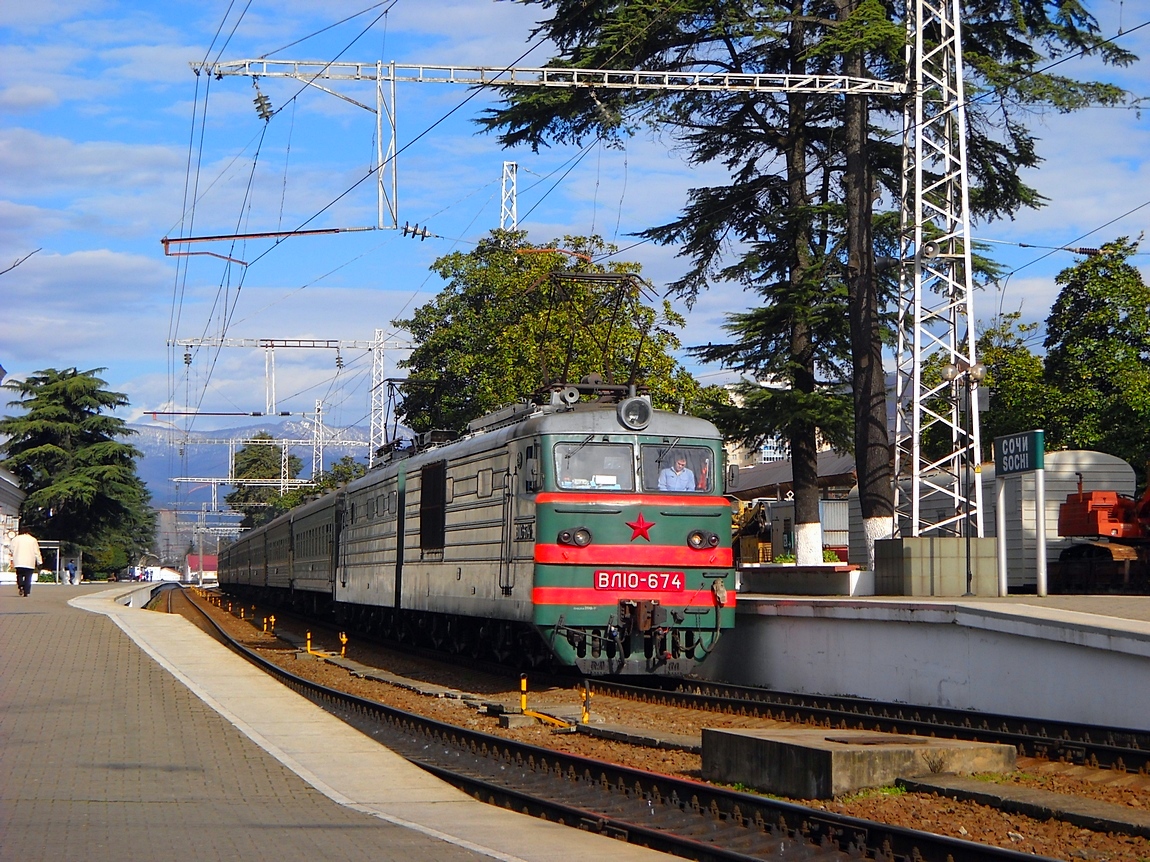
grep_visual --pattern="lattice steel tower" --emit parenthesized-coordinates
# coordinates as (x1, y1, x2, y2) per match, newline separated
(894, 0, 983, 539)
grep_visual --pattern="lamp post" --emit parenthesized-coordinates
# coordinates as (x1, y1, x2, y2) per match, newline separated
(941, 359, 987, 596)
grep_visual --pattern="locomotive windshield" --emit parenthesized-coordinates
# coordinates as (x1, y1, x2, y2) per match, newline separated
(641, 444, 713, 493)
(554, 441, 635, 490)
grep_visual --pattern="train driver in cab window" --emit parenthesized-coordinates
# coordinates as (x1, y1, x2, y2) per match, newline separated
(659, 452, 696, 491)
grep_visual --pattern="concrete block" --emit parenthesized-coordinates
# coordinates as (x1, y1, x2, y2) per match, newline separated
(701, 727, 1015, 799)
(874, 537, 998, 596)
(499, 713, 536, 729)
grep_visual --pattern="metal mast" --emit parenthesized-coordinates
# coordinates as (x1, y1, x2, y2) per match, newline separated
(370, 328, 389, 466)
(172, 335, 409, 468)
(893, 0, 982, 538)
(501, 161, 517, 230)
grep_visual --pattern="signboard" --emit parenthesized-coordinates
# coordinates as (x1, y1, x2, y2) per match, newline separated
(994, 430, 1044, 476)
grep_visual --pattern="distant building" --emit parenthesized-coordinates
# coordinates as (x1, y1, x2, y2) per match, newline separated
(184, 553, 218, 584)
(729, 450, 857, 501)
(0, 467, 25, 578)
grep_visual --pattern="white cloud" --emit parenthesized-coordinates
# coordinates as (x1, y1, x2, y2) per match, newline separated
(0, 0, 105, 30)
(0, 84, 60, 111)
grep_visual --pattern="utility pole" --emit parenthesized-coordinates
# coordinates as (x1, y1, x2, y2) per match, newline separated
(893, 0, 983, 539)
(172, 334, 409, 467)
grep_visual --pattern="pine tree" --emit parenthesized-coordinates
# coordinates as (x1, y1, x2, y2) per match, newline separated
(0, 367, 155, 573)
(481, 0, 1132, 563)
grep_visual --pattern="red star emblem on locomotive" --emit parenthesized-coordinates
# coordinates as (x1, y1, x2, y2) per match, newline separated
(626, 512, 655, 542)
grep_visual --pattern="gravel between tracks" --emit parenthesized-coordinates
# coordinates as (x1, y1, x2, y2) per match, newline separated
(185, 594, 1150, 862)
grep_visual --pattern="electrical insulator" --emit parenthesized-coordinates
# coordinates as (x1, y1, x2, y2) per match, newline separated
(335, 351, 344, 369)
(253, 91, 273, 121)
(184, 352, 192, 365)
(401, 222, 431, 240)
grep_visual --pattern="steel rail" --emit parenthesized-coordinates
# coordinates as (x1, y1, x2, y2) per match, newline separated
(162, 585, 1050, 862)
(591, 678, 1150, 773)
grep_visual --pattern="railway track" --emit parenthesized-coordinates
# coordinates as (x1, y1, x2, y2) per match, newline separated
(206, 585, 1150, 775)
(158, 584, 1052, 862)
(591, 679, 1150, 774)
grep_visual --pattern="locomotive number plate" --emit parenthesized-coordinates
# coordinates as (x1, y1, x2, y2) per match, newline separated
(594, 570, 685, 591)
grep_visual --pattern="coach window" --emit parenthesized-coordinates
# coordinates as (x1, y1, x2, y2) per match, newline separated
(420, 460, 448, 550)
(554, 441, 634, 491)
(640, 444, 713, 493)
(477, 468, 493, 498)
(524, 443, 541, 492)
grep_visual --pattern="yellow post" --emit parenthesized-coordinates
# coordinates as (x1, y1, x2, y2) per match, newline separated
(581, 680, 593, 725)
(306, 631, 312, 653)
(227, 602, 232, 614)
(339, 632, 348, 658)
(262, 617, 268, 633)
(269, 615, 276, 635)
(520, 673, 528, 713)
(239, 607, 244, 620)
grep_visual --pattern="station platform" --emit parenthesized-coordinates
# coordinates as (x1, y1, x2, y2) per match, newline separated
(0, 584, 675, 862)
(702, 592, 1150, 732)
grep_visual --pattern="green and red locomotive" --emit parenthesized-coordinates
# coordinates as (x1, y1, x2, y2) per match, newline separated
(219, 382, 736, 675)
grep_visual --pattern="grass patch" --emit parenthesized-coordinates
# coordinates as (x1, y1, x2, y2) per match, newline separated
(839, 785, 907, 803)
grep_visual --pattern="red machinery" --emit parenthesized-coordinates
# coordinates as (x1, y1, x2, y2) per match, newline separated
(1057, 475, 1150, 565)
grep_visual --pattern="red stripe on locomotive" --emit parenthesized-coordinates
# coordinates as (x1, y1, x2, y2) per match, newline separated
(535, 492, 730, 506)
(534, 544, 732, 567)
(532, 586, 735, 607)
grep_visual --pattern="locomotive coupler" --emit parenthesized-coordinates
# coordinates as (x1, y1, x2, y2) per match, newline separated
(617, 599, 665, 635)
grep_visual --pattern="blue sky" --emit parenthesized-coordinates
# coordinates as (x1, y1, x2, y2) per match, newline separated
(2, 0, 1148, 446)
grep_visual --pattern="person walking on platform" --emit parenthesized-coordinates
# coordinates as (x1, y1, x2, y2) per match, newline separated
(12, 526, 42, 597)
(65, 559, 78, 584)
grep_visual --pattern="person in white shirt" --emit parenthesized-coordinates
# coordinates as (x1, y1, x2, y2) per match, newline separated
(12, 527, 42, 598)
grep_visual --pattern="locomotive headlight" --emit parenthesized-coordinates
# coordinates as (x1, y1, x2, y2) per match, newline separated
(616, 396, 651, 430)
(687, 530, 720, 549)
(558, 527, 593, 546)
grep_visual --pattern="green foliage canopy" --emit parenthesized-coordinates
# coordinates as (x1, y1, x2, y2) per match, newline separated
(976, 312, 1050, 453)
(478, 0, 1132, 543)
(969, 241, 1150, 476)
(0, 367, 155, 573)
(1042, 238, 1150, 469)
(394, 231, 726, 433)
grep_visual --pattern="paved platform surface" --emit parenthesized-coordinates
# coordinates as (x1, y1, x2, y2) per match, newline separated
(0, 584, 674, 862)
(736, 593, 1150, 658)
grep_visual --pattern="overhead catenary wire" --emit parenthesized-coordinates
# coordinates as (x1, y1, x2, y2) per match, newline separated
(175, 7, 1149, 432)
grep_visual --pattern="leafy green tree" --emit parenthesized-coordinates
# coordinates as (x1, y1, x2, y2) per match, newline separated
(976, 312, 1049, 456)
(0, 367, 155, 575)
(224, 432, 304, 528)
(396, 230, 725, 433)
(1042, 238, 1150, 471)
